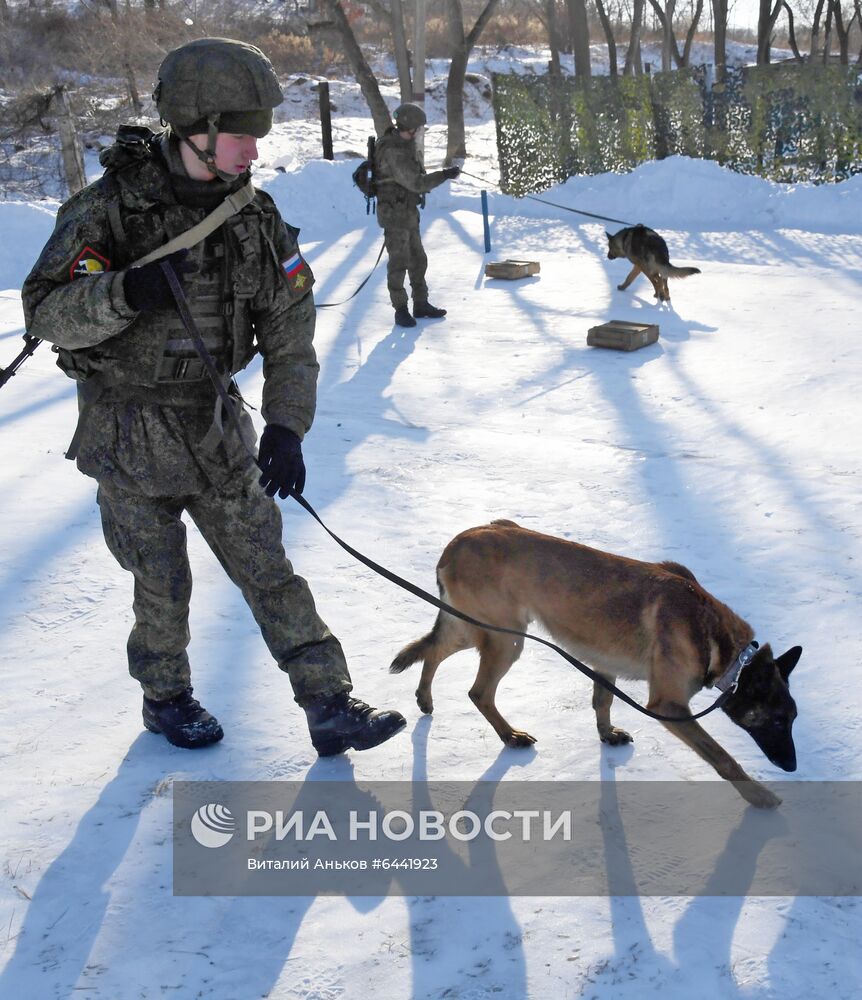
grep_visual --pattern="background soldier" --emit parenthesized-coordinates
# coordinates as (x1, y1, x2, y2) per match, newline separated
(373, 103, 460, 328)
(21, 38, 405, 756)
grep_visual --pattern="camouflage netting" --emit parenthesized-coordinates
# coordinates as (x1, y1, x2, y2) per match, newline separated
(493, 65, 862, 195)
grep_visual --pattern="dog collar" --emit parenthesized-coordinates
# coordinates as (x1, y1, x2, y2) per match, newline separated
(715, 641, 759, 693)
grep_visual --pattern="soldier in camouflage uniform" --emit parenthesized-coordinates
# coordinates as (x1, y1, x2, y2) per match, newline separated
(21, 38, 405, 755)
(373, 103, 460, 328)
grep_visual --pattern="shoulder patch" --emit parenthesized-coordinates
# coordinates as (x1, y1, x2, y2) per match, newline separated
(70, 246, 111, 280)
(280, 251, 315, 297)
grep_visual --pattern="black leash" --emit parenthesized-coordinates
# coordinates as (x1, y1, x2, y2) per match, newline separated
(459, 168, 636, 228)
(315, 239, 386, 309)
(163, 260, 730, 727)
(290, 491, 732, 725)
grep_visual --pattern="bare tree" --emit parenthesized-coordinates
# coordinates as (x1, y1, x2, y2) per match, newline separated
(594, 0, 620, 76)
(320, 0, 391, 135)
(642, 0, 703, 69)
(539, 0, 565, 76)
(756, 0, 783, 63)
(681, 0, 705, 66)
(779, 1, 806, 60)
(364, 0, 413, 101)
(624, 0, 646, 75)
(827, 0, 861, 62)
(443, 0, 504, 162)
(565, 0, 593, 77)
(712, 0, 729, 82)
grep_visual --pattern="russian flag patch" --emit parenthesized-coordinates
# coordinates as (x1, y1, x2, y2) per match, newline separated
(280, 250, 314, 297)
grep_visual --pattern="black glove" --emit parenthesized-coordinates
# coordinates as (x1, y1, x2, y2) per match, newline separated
(442, 166, 461, 180)
(123, 249, 196, 313)
(257, 424, 306, 499)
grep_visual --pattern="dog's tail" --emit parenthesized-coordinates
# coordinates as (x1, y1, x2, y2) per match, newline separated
(390, 622, 440, 673)
(663, 265, 701, 279)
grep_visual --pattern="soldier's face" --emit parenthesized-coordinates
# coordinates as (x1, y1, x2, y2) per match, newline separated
(184, 132, 259, 180)
(213, 133, 259, 175)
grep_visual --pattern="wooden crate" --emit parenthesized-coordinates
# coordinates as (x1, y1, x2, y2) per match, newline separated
(587, 320, 659, 352)
(484, 259, 541, 280)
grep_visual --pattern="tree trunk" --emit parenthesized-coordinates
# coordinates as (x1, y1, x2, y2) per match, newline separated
(663, 0, 677, 71)
(389, 0, 413, 102)
(756, 0, 783, 64)
(780, 1, 805, 62)
(565, 0, 593, 78)
(594, 0, 618, 78)
(809, 0, 826, 61)
(647, 0, 686, 69)
(444, 0, 503, 163)
(321, 0, 391, 136)
(829, 0, 852, 63)
(712, 0, 728, 83)
(625, 0, 646, 76)
(823, 0, 833, 63)
(413, 0, 427, 160)
(53, 86, 87, 197)
(682, 0, 704, 67)
(543, 0, 564, 76)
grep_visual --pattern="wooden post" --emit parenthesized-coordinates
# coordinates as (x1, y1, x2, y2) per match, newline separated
(54, 86, 87, 196)
(319, 80, 334, 161)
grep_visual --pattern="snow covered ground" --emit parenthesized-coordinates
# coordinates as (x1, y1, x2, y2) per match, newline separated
(1, 50, 861, 1000)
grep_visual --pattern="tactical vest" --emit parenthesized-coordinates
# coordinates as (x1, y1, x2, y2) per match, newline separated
(53, 130, 285, 460)
(55, 129, 263, 403)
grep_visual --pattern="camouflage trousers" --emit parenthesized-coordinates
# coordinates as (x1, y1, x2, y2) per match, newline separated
(383, 223, 429, 310)
(96, 465, 352, 705)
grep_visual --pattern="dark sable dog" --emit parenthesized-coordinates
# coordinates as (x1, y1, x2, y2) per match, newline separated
(391, 520, 801, 809)
(606, 224, 700, 302)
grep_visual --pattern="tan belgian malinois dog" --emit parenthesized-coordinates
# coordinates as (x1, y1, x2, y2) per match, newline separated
(391, 520, 801, 809)
(606, 224, 700, 302)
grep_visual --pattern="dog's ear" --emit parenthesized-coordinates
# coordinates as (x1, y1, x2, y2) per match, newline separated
(605, 232, 612, 240)
(775, 645, 802, 681)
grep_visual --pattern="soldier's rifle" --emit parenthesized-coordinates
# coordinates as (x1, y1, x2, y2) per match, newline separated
(0, 334, 42, 389)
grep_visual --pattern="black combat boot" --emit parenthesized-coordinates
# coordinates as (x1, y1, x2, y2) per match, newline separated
(413, 302, 447, 318)
(142, 687, 224, 749)
(304, 691, 406, 756)
(393, 305, 417, 327)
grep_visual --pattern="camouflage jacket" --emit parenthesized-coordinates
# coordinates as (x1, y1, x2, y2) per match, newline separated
(22, 128, 319, 493)
(373, 127, 447, 228)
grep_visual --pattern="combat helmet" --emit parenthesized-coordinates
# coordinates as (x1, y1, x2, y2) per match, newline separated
(154, 37, 283, 180)
(392, 103, 427, 132)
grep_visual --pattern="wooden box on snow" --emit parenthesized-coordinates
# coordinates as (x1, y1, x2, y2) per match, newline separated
(484, 259, 541, 280)
(587, 320, 659, 352)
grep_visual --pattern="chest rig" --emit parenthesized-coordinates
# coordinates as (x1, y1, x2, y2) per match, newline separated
(62, 160, 265, 460)
(157, 227, 231, 385)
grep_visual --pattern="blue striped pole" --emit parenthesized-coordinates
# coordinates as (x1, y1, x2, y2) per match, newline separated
(481, 190, 491, 253)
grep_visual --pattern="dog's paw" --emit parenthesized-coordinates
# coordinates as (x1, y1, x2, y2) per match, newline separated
(415, 689, 433, 714)
(743, 782, 782, 809)
(600, 727, 633, 746)
(504, 730, 537, 748)
(616, 283, 627, 291)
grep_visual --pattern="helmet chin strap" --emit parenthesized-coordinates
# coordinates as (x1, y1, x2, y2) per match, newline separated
(179, 114, 237, 183)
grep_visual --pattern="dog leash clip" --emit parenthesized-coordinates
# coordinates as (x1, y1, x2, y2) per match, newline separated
(716, 640, 759, 694)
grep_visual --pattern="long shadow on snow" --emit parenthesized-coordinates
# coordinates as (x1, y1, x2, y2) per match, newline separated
(406, 716, 529, 999)
(581, 753, 786, 997)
